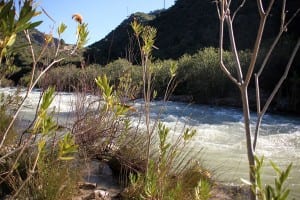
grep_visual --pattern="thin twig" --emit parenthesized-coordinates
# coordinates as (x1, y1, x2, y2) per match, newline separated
(11, 148, 41, 198)
(226, 15, 244, 82)
(232, 0, 246, 21)
(218, 1, 240, 86)
(253, 38, 300, 150)
(0, 58, 63, 149)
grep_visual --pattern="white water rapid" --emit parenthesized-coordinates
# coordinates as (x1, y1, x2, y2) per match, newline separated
(1, 87, 299, 199)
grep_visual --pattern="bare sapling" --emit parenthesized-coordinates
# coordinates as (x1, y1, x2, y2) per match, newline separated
(131, 19, 157, 173)
(215, 0, 299, 199)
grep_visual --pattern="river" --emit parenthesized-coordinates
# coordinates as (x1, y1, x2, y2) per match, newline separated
(1, 87, 299, 199)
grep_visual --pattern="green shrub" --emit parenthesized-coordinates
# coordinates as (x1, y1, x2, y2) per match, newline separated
(102, 59, 142, 91)
(0, 91, 21, 145)
(175, 47, 251, 103)
(36, 65, 102, 92)
(0, 77, 14, 87)
(152, 59, 179, 98)
(121, 123, 212, 200)
(0, 88, 79, 199)
(0, 143, 80, 199)
(242, 156, 293, 200)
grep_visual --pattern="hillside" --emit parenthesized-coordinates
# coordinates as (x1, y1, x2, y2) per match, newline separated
(12, 29, 82, 67)
(84, 0, 300, 65)
(7, 29, 82, 84)
(84, 11, 159, 65)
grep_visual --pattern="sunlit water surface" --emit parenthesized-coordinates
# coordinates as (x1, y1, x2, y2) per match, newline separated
(1, 87, 299, 199)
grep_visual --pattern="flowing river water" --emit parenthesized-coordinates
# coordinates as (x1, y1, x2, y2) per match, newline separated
(1, 88, 300, 199)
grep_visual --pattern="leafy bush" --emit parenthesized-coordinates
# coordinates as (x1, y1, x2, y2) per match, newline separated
(152, 59, 179, 98)
(1, 143, 79, 199)
(36, 65, 102, 93)
(101, 58, 143, 99)
(175, 47, 251, 103)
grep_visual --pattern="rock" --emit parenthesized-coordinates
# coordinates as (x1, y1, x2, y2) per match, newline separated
(82, 193, 95, 200)
(75, 160, 122, 200)
(73, 189, 94, 200)
(78, 182, 97, 190)
(94, 189, 111, 200)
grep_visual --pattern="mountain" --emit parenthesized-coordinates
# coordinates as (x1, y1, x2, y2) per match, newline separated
(83, 11, 159, 65)
(12, 29, 77, 67)
(84, 0, 300, 65)
(7, 29, 82, 84)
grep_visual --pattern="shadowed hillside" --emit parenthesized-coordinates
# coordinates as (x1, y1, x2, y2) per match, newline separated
(84, 0, 299, 65)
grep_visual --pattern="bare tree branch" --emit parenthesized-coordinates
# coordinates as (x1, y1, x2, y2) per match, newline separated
(218, 1, 240, 86)
(226, 15, 244, 82)
(281, 0, 287, 29)
(255, 73, 261, 113)
(253, 38, 300, 150)
(254, 0, 299, 122)
(214, 0, 221, 20)
(285, 8, 300, 30)
(265, 0, 275, 16)
(257, 0, 265, 17)
(247, 0, 275, 86)
(232, 0, 246, 21)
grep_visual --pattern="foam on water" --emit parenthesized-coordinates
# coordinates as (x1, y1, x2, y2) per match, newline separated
(131, 100, 300, 198)
(2, 88, 300, 198)
(0, 87, 100, 124)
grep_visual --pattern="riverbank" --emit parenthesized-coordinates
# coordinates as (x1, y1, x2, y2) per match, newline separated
(72, 159, 250, 200)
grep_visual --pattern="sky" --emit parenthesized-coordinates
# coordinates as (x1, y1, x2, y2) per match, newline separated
(31, 0, 176, 46)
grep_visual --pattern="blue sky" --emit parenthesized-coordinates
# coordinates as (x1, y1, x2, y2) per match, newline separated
(32, 0, 175, 45)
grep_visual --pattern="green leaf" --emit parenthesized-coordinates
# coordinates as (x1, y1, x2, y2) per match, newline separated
(58, 156, 75, 161)
(95, 75, 113, 98)
(26, 21, 43, 30)
(270, 160, 281, 174)
(0, 1, 13, 19)
(169, 61, 178, 77)
(280, 189, 290, 200)
(265, 185, 274, 199)
(6, 33, 16, 47)
(131, 19, 143, 37)
(58, 23, 67, 35)
(58, 132, 78, 161)
(76, 23, 89, 49)
(40, 87, 55, 111)
(183, 128, 197, 141)
(275, 178, 281, 192)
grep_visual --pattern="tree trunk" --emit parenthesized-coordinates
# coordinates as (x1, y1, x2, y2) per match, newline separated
(240, 86, 256, 200)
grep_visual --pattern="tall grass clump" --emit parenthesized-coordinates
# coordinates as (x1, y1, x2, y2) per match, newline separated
(121, 123, 212, 200)
(72, 74, 133, 158)
(1, 88, 79, 199)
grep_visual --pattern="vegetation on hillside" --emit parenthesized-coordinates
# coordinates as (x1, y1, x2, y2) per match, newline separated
(82, 0, 300, 114)
(84, 0, 299, 63)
